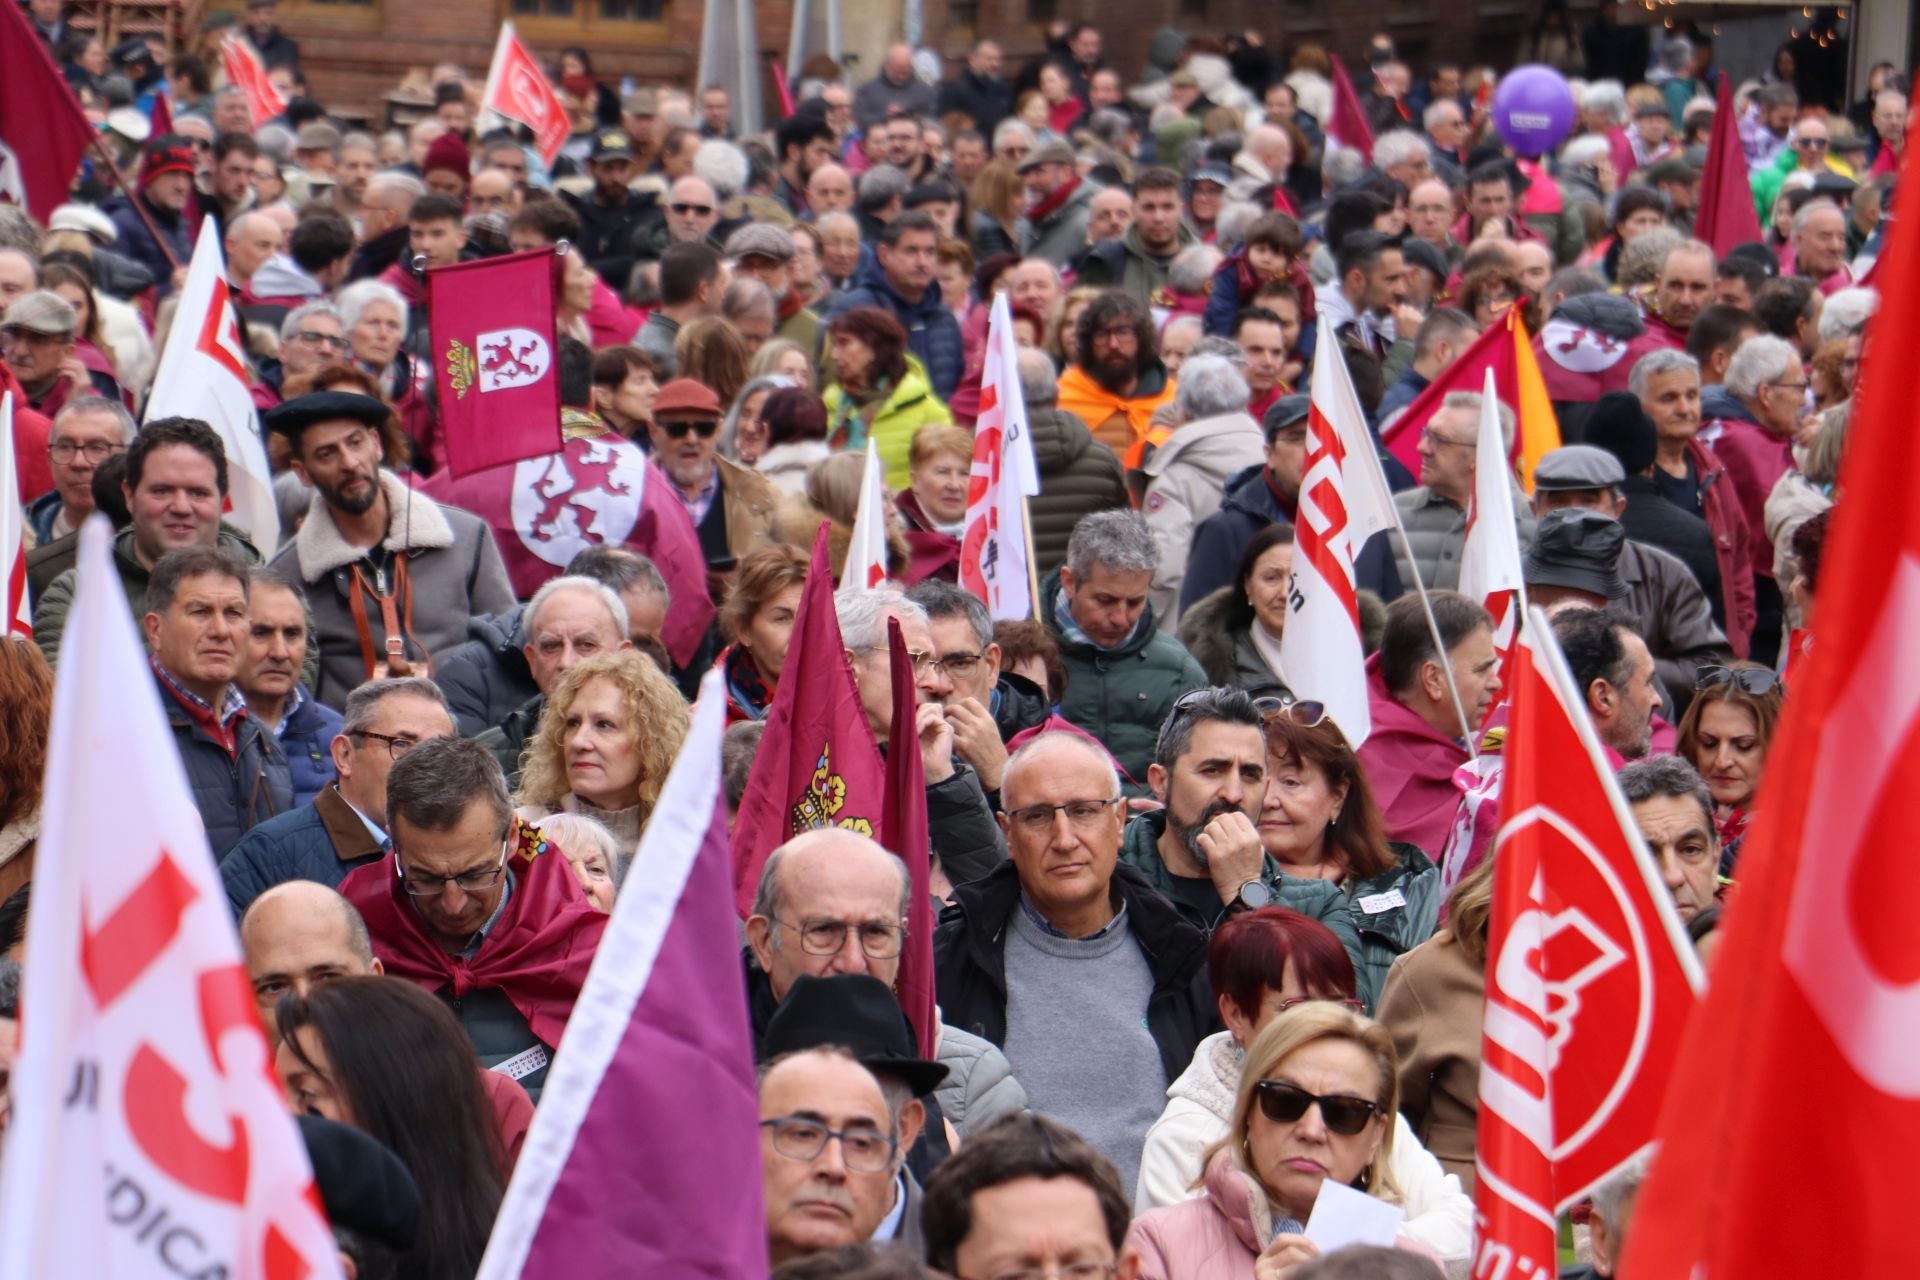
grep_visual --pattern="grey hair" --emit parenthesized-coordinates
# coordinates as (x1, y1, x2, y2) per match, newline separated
(385, 736, 512, 836)
(693, 140, 749, 200)
(1582, 81, 1629, 126)
(1589, 1150, 1653, 1231)
(722, 719, 765, 812)
(992, 118, 1035, 152)
(1791, 197, 1843, 236)
(1725, 334, 1798, 401)
(239, 882, 376, 970)
(1085, 109, 1133, 149)
(567, 545, 669, 606)
(1660, 36, 1693, 73)
(531, 811, 628, 888)
(721, 276, 776, 323)
(1168, 244, 1223, 295)
(52, 395, 136, 445)
(1559, 132, 1612, 171)
(1628, 348, 1700, 398)
(335, 279, 409, 334)
(906, 578, 992, 648)
(254, 122, 294, 162)
(1616, 228, 1682, 291)
(1186, 336, 1247, 366)
(1322, 145, 1366, 191)
(1066, 509, 1158, 579)
(1003, 731, 1122, 804)
(1617, 756, 1715, 832)
(526, 574, 630, 640)
(339, 131, 379, 155)
(1372, 129, 1428, 171)
(816, 211, 860, 239)
(833, 587, 930, 653)
(1016, 347, 1058, 407)
(1439, 390, 1515, 453)
(341, 676, 450, 736)
(720, 373, 795, 460)
(1421, 99, 1463, 131)
(1214, 199, 1265, 251)
(1175, 354, 1251, 420)
(279, 300, 343, 344)
(364, 171, 425, 206)
(857, 164, 911, 213)
(1817, 287, 1878, 340)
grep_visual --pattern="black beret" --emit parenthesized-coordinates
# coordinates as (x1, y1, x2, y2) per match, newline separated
(296, 1114, 421, 1253)
(263, 391, 392, 438)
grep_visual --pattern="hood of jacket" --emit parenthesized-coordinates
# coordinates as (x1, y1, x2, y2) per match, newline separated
(1551, 291, 1646, 341)
(1700, 383, 1755, 425)
(466, 604, 528, 655)
(1203, 1147, 1278, 1254)
(1165, 1030, 1244, 1126)
(850, 259, 949, 326)
(1118, 220, 1198, 266)
(93, 246, 156, 298)
(1040, 565, 1163, 661)
(1026, 405, 1101, 474)
(1177, 584, 1251, 681)
(993, 670, 1051, 742)
(1143, 411, 1263, 479)
(247, 254, 325, 300)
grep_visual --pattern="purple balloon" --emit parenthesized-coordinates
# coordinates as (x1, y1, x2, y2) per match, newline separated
(1492, 64, 1577, 158)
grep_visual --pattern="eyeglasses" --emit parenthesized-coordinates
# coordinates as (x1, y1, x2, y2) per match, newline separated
(1005, 797, 1124, 835)
(1090, 324, 1138, 345)
(1797, 136, 1831, 150)
(1419, 425, 1474, 451)
(49, 440, 125, 463)
(761, 1116, 898, 1173)
(928, 650, 986, 679)
(290, 329, 347, 349)
(1700, 666, 1783, 696)
(859, 644, 935, 675)
(1764, 380, 1810, 394)
(1253, 1080, 1383, 1136)
(771, 915, 905, 957)
(670, 202, 714, 216)
(979, 1263, 1118, 1280)
(660, 417, 720, 439)
(351, 728, 421, 760)
(396, 840, 509, 898)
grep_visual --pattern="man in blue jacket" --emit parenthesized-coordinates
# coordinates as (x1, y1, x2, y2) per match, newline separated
(827, 211, 963, 400)
(236, 568, 341, 807)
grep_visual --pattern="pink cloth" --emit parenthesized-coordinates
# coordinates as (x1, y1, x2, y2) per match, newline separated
(583, 278, 645, 347)
(1707, 416, 1795, 581)
(1355, 655, 1472, 857)
(1815, 264, 1856, 297)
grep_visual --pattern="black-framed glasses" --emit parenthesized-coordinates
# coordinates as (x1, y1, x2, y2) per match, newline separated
(1253, 1080, 1383, 1135)
(770, 915, 905, 958)
(660, 417, 720, 439)
(1700, 666, 1783, 696)
(1005, 797, 1124, 836)
(670, 202, 714, 216)
(760, 1116, 897, 1173)
(351, 729, 421, 760)
(1090, 323, 1137, 344)
(49, 440, 125, 464)
(396, 840, 509, 898)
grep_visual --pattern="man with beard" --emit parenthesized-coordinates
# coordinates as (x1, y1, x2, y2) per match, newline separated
(773, 112, 836, 218)
(1117, 687, 1361, 945)
(561, 129, 661, 291)
(264, 391, 515, 708)
(1073, 167, 1198, 305)
(646, 378, 780, 573)
(1056, 290, 1176, 468)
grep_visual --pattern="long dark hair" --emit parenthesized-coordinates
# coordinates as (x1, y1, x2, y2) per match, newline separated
(277, 977, 505, 1280)
(1221, 523, 1297, 631)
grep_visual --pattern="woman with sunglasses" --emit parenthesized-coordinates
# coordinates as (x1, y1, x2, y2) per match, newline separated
(1260, 706, 1442, 1014)
(823, 307, 955, 491)
(1673, 662, 1784, 871)
(1129, 1003, 1456, 1278)
(1135, 909, 1473, 1263)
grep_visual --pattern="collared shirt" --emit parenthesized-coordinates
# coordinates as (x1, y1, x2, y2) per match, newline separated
(266, 683, 307, 738)
(673, 466, 722, 526)
(335, 784, 389, 850)
(871, 1173, 908, 1243)
(1017, 889, 1129, 942)
(153, 658, 248, 755)
(458, 873, 515, 960)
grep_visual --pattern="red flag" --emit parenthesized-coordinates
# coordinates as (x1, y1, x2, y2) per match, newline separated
(1475, 619, 1702, 1279)
(482, 22, 571, 168)
(0, 1, 96, 222)
(1325, 53, 1377, 164)
(1621, 135, 1920, 1280)
(730, 525, 886, 916)
(881, 618, 937, 1058)
(221, 33, 287, 130)
(1379, 309, 1560, 488)
(149, 90, 175, 138)
(427, 247, 564, 478)
(1695, 72, 1765, 258)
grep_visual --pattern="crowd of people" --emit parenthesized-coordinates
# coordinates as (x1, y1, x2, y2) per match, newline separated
(0, 4, 1882, 1277)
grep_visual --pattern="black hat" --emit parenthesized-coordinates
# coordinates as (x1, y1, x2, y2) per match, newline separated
(263, 391, 392, 439)
(762, 974, 950, 1097)
(588, 129, 637, 163)
(1725, 242, 1780, 279)
(1582, 391, 1658, 476)
(1262, 394, 1311, 438)
(1524, 508, 1629, 599)
(296, 1115, 421, 1253)
(1400, 237, 1449, 285)
(110, 36, 156, 68)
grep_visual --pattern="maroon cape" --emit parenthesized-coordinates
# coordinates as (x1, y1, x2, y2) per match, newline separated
(339, 840, 606, 1050)
(1353, 653, 1472, 857)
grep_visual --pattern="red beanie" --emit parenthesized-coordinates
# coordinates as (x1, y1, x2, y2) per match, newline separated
(422, 131, 472, 181)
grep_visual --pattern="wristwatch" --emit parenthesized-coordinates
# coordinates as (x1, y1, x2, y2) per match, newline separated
(1229, 879, 1272, 914)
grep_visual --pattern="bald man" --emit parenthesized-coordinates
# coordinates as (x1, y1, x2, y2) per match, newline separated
(225, 211, 284, 292)
(468, 167, 521, 216)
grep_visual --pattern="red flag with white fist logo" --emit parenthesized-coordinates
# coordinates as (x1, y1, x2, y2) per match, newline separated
(428, 247, 564, 478)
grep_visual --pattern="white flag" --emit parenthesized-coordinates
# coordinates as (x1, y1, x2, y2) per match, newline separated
(0, 517, 339, 1279)
(1457, 368, 1528, 721)
(144, 216, 280, 550)
(0, 393, 27, 635)
(959, 292, 1041, 619)
(1280, 314, 1406, 746)
(844, 439, 890, 589)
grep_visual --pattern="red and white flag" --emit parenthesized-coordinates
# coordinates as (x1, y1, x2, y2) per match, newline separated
(0, 393, 27, 636)
(1622, 136, 1920, 1279)
(145, 216, 280, 550)
(1474, 615, 1702, 1280)
(220, 33, 286, 129)
(844, 439, 890, 589)
(0, 518, 341, 1280)
(481, 23, 570, 168)
(1281, 312, 1402, 746)
(959, 293, 1040, 620)
(426, 247, 563, 478)
(1456, 368, 1527, 723)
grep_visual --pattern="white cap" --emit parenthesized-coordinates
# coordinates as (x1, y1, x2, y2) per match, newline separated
(48, 203, 117, 244)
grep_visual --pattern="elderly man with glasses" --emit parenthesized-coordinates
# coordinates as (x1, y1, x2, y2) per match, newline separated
(339, 736, 607, 1102)
(934, 730, 1213, 1197)
(28, 395, 134, 543)
(759, 1046, 905, 1266)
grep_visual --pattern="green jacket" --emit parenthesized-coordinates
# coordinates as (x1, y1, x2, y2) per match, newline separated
(1074, 222, 1199, 305)
(1341, 843, 1443, 1013)
(1119, 809, 1363, 964)
(823, 355, 955, 491)
(1039, 567, 1206, 788)
(32, 522, 262, 669)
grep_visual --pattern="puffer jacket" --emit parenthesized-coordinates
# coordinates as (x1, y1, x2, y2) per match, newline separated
(1026, 406, 1131, 577)
(434, 605, 537, 738)
(1342, 844, 1444, 1013)
(1177, 588, 1290, 699)
(104, 193, 193, 297)
(32, 523, 262, 669)
(278, 688, 345, 808)
(1141, 411, 1266, 625)
(827, 269, 965, 404)
(821, 357, 956, 491)
(475, 693, 544, 788)
(934, 1022, 1030, 1136)
(1134, 1031, 1473, 1265)
(158, 673, 294, 863)
(1388, 485, 1536, 596)
(1039, 568, 1207, 787)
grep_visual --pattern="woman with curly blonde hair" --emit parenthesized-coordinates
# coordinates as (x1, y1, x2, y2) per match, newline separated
(513, 650, 689, 850)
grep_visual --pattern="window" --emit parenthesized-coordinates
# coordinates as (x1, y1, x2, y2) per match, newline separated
(510, 0, 668, 33)
(948, 0, 979, 28)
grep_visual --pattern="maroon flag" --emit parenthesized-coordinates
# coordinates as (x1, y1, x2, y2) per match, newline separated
(0, 2, 96, 221)
(1326, 53, 1377, 164)
(1696, 71, 1765, 258)
(881, 617, 936, 1058)
(730, 525, 885, 916)
(428, 247, 563, 477)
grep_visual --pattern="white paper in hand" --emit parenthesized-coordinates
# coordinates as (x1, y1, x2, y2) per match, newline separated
(1304, 1178, 1406, 1254)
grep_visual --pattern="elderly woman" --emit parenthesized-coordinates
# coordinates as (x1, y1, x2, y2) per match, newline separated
(336, 279, 435, 469)
(513, 649, 690, 850)
(720, 374, 793, 466)
(1674, 662, 1783, 866)
(1128, 1004, 1451, 1278)
(1179, 525, 1296, 701)
(823, 307, 953, 490)
(714, 542, 811, 723)
(529, 810, 621, 911)
(896, 424, 973, 586)
(753, 387, 832, 496)
(1134, 909, 1473, 1264)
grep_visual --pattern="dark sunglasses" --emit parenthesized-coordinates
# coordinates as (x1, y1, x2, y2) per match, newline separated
(670, 202, 714, 216)
(1700, 666, 1782, 696)
(660, 417, 720, 439)
(1797, 137, 1831, 150)
(1254, 1080, 1382, 1135)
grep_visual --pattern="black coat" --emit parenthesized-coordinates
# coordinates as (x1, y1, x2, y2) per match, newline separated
(1180, 464, 1402, 615)
(347, 225, 409, 284)
(933, 861, 1216, 1084)
(434, 605, 537, 737)
(159, 675, 294, 863)
(938, 69, 1013, 136)
(560, 186, 664, 292)
(1619, 476, 1725, 630)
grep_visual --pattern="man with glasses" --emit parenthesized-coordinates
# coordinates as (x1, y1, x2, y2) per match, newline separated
(647, 377, 778, 573)
(1391, 391, 1535, 592)
(836, 587, 1006, 890)
(27, 396, 132, 543)
(935, 730, 1211, 1195)
(906, 580, 1050, 804)
(224, 677, 456, 915)
(340, 736, 606, 1101)
(759, 1046, 904, 1265)
(1057, 291, 1176, 468)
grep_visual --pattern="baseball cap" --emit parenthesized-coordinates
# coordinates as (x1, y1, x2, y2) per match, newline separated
(589, 129, 637, 163)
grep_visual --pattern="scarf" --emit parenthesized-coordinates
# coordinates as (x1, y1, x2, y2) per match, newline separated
(1056, 364, 1175, 454)
(722, 643, 774, 721)
(1250, 616, 1288, 684)
(1026, 175, 1082, 225)
(829, 378, 891, 450)
(1052, 587, 1141, 652)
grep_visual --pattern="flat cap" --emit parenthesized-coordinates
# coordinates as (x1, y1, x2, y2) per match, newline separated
(263, 391, 392, 438)
(1523, 507, 1629, 599)
(1532, 444, 1627, 492)
(652, 378, 724, 418)
(295, 121, 342, 152)
(49, 203, 117, 243)
(1, 291, 78, 337)
(1263, 393, 1311, 434)
(1017, 139, 1076, 173)
(724, 222, 795, 263)
(622, 89, 659, 117)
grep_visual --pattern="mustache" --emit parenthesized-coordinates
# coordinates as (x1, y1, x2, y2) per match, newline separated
(1176, 800, 1247, 867)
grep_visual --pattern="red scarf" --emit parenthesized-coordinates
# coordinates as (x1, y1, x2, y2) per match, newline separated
(1027, 175, 1082, 224)
(339, 836, 606, 1049)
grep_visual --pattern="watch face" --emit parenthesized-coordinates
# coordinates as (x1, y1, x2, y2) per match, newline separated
(1239, 881, 1272, 909)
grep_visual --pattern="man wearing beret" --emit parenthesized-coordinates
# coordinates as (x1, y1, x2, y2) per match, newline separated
(264, 390, 516, 708)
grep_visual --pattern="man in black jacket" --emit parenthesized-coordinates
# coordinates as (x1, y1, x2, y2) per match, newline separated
(560, 129, 661, 292)
(939, 40, 1014, 136)
(933, 731, 1212, 1195)
(906, 580, 1049, 811)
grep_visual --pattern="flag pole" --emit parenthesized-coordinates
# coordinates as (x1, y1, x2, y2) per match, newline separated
(1392, 536, 1481, 758)
(1020, 494, 1041, 618)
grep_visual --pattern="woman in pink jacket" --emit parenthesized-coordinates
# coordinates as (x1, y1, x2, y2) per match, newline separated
(1126, 1005, 1437, 1279)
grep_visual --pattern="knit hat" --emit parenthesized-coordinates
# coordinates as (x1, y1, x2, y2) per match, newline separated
(137, 137, 198, 188)
(1581, 391, 1659, 476)
(422, 131, 473, 180)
